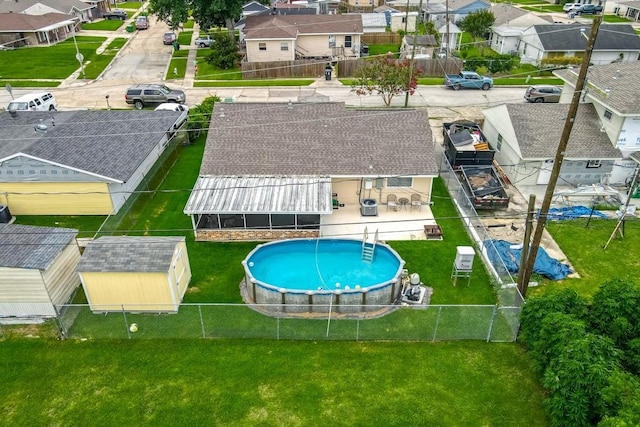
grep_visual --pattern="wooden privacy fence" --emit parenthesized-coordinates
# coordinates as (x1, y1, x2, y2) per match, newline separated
(337, 58, 464, 78)
(362, 33, 401, 45)
(241, 60, 326, 79)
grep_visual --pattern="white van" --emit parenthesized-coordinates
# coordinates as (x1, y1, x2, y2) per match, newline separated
(7, 92, 58, 112)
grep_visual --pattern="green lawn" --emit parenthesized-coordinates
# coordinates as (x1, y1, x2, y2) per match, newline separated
(177, 31, 193, 46)
(521, 4, 563, 12)
(367, 43, 401, 57)
(81, 20, 124, 31)
(0, 36, 106, 79)
(182, 19, 195, 29)
(118, 1, 141, 9)
(166, 57, 187, 79)
(195, 60, 243, 80)
(0, 340, 549, 426)
(0, 80, 61, 87)
(194, 79, 315, 87)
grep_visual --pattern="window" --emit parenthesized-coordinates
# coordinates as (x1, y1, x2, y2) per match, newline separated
(40, 170, 46, 174)
(280, 42, 288, 51)
(272, 214, 295, 229)
(29, 170, 35, 174)
(496, 134, 503, 152)
(587, 160, 602, 168)
(246, 214, 270, 229)
(387, 177, 413, 187)
(344, 35, 352, 48)
(604, 109, 612, 120)
(328, 35, 336, 48)
(298, 215, 320, 230)
(259, 42, 266, 51)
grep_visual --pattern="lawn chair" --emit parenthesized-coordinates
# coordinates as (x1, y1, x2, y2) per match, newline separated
(387, 194, 398, 211)
(411, 193, 422, 210)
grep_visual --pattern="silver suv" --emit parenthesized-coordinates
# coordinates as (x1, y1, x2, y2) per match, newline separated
(125, 84, 186, 109)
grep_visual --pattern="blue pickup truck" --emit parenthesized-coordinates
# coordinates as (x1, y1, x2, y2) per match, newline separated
(444, 71, 493, 91)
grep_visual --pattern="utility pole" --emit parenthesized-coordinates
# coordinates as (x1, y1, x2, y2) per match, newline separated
(519, 16, 602, 298)
(404, 0, 423, 108)
(516, 194, 536, 301)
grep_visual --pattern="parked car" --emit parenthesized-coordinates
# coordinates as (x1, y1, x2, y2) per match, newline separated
(125, 84, 186, 109)
(524, 85, 562, 103)
(102, 9, 127, 20)
(563, 2, 582, 12)
(155, 103, 189, 112)
(163, 32, 177, 45)
(576, 4, 603, 14)
(194, 34, 214, 48)
(7, 92, 58, 111)
(135, 15, 149, 30)
(444, 71, 493, 91)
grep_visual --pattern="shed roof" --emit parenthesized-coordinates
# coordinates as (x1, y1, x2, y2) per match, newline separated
(0, 224, 78, 270)
(77, 236, 185, 272)
(404, 35, 438, 46)
(532, 24, 640, 51)
(554, 62, 640, 115)
(0, 110, 184, 182)
(499, 103, 622, 159)
(184, 176, 332, 215)
(200, 102, 436, 177)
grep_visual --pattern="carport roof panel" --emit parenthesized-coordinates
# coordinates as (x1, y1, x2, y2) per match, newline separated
(184, 176, 333, 214)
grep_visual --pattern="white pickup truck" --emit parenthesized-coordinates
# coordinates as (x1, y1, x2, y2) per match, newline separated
(194, 35, 214, 48)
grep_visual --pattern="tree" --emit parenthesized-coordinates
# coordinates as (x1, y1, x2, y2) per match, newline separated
(206, 33, 241, 70)
(149, 0, 243, 38)
(351, 56, 421, 107)
(459, 10, 495, 54)
(186, 95, 220, 141)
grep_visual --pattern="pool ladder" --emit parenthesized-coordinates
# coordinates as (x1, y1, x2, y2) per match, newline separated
(362, 227, 378, 262)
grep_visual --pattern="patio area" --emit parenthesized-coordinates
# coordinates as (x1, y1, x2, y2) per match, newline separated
(320, 200, 438, 241)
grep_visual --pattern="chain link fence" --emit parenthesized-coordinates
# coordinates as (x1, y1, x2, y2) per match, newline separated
(56, 303, 519, 342)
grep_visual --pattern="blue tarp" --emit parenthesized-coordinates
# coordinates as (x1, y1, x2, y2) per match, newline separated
(538, 206, 607, 221)
(484, 239, 573, 280)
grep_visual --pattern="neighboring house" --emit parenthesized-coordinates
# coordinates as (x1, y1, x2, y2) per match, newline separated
(0, 12, 77, 47)
(555, 61, 640, 184)
(77, 236, 191, 313)
(0, 224, 81, 318)
(0, 0, 95, 23)
(0, 110, 187, 216)
(356, 13, 387, 33)
(482, 103, 622, 187)
(401, 34, 438, 58)
(489, 4, 553, 55)
(615, 1, 640, 21)
(243, 14, 364, 62)
(438, 21, 462, 52)
(183, 102, 437, 241)
(342, 0, 377, 8)
(242, 0, 270, 17)
(427, 0, 491, 24)
(390, 11, 418, 32)
(518, 24, 640, 66)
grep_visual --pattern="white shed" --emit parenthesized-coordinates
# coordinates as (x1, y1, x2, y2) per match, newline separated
(0, 224, 81, 318)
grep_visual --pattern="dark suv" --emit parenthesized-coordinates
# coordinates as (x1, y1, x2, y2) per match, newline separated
(125, 84, 186, 109)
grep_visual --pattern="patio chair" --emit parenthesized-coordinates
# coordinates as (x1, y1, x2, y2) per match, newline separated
(386, 193, 398, 211)
(411, 193, 422, 210)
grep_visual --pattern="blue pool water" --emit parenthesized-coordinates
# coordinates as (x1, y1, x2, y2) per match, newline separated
(244, 239, 403, 292)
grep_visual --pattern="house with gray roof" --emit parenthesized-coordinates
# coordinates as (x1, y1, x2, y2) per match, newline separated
(0, 224, 81, 319)
(77, 236, 191, 313)
(242, 14, 364, 61)
(481, 103, 622, 187)
(0, 109, 187, 216)
(427, 0, 490, 25)
(0, 12, 77, 47)
(489, 4, 553, 55)
(184, 102, 437, 241)
(555, 61, 640, 184)
(518, 24, 640, 66)
(0, 0, 95, 23)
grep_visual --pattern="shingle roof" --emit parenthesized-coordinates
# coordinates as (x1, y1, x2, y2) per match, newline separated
(554, 62, 640, 115)
(200, 102, 436, 177)
(532, 24, 640, 51)
(0, 110, 183, 182)
(244, 14, 363, 39)
(0, 0, 92, 14)
(504, 103, 622, 159)
(0, 12, 73, 32)
(404, 35, 437, 46)
(76, 236, 185, 272)
(0, 224, 77, 270)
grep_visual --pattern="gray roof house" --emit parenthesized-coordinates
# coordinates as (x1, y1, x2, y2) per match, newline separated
(0, 0, 94, 23)
(482, 103, 622, 187)
(555, 61, 640, 184)
(184, 102, 437, 241)
(77, 236, 191, 313)
(427, 0, 491, 24)
(0, 109, 186, 216)
(0, 12, 77, 47)
(0, 224, 81, 318)
(518, 24, 640, 66)
(489, 4, 553, 55)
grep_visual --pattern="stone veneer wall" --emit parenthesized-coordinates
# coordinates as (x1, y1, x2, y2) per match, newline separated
(197, 229, 319, 241)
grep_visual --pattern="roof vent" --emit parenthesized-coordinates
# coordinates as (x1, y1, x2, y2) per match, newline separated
(34, 119, 48, 134)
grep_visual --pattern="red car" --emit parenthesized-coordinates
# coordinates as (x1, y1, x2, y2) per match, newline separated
(163, 32, 176, 45)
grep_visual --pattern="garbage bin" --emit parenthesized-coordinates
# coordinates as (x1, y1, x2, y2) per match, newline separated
(324, 63, 332, 81)
(126, 24, 134, 33)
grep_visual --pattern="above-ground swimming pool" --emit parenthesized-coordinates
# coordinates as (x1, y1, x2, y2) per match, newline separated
(242, 238, 405, 316)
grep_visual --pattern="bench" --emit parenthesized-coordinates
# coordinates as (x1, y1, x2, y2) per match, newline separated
(424, 224, 443, 240)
